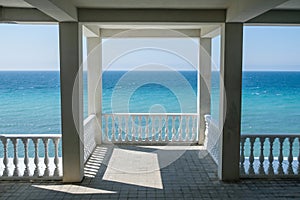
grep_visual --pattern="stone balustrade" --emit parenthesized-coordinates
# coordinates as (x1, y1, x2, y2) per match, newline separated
(0, 134, 62, 180)
(0, 114, 99, 180)
(240, 134, 300, 177)
(83, 114, 97, 163)
(204, 115, 221, 165)
(204, 115, 300, 178)
(102, 113, 199, 143)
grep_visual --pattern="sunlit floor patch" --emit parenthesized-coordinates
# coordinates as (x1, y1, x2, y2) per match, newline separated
(32, 184, 116, 194)
(103, 147, 163, 189)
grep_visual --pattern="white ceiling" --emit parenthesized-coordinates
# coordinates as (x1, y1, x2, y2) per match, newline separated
(71, 0, 230, 9)
(0, 0, 33, 8)
(95, 24, 218, 29)
(1, 0, 300, 10)
(276, 0, 300, 10)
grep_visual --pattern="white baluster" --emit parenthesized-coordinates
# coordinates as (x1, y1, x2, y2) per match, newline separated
(164, 116, 168, 142)
(43, 138, 50, 176)
(1, 138, 9, 176)
(131, 115, 136, 142)
(249, 137, 255, 175)
(33, 138, 40, 176)
(151, 116, 155, 142)
(125, 116, 129, 142)
(158, 116, 163, 142)
(53, 138, 60, 176)
(287, 137, 294, 175)
(240, 137, 246, 175)
(171, 116, 176, 142)
(278, 137, 284, 175)
(191, 116, 196, 142)
(22, 138, 29, 176)
(178, 116, 182, 142)
(12, 138, 19, 177)
(105, 115, 109, 142)
(138, 115, 142, 142)
(259, 137, 265, 175)
(145, 116, 149, 142)
(268, 137, 275, 175)
(118, 116, 122, 142)
(185, 116, 190, 142)
(111, 115, 115, 142)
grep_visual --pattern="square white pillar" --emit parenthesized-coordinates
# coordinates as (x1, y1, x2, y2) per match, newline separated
(218, 23, 243, 181)
(87, 36, 102, 144)
(198, 38, 212, 145)
(59, 22, 84, 182)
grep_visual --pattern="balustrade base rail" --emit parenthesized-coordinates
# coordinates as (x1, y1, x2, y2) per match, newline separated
(102, 140, 199, 145)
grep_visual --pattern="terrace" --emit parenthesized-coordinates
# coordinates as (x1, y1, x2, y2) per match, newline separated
(1, 0, 300, 199)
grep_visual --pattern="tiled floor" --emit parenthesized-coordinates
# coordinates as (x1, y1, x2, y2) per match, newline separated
(0, 145, 300, 199)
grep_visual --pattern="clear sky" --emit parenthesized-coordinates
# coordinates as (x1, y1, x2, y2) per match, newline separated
(0, 24, 300, 71)
(0, 24, 59, 71)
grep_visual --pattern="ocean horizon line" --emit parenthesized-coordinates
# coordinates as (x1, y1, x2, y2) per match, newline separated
(1, 69, 300, 72)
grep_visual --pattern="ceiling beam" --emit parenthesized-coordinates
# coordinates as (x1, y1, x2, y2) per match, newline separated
(226, 0, 289, 22)
(0, 6, 2, 20)
(100, 29, 201, 38)
(0, 7, 55, 23)
(246, 10, 300, 24)
(78, 9, 226, 23)
(24, 0, 77, 22)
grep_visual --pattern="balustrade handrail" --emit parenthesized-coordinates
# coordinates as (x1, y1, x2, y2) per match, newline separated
(84, 114, 96, 124)
(103, 113, 198, 116)
(0, 134, 61, 139)
(242, 133, 300, 138)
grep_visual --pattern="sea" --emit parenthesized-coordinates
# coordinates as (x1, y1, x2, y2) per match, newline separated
(0, 71, 299, 157)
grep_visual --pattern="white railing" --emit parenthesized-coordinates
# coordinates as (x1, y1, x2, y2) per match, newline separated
(84, 114, 97, 163)
(102, 113, 198, 143)
(0, 134, 62, 180)
(204, 115, 221, 165)
(241, 134, 300, 177)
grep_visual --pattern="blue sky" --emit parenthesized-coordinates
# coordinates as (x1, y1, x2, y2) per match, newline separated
(0, 24, 59, 70)
(0, 24, 300, 71)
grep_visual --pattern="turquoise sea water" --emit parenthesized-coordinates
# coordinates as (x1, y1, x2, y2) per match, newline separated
(0, 71, 299, 157)
(0, 71, 300, 134)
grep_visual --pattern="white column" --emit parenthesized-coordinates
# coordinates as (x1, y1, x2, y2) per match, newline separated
(198, 37, 212, 145)
(218, 23, 243, 181)
(59, 22, 84, 182)
(87, 35, 102, 144)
